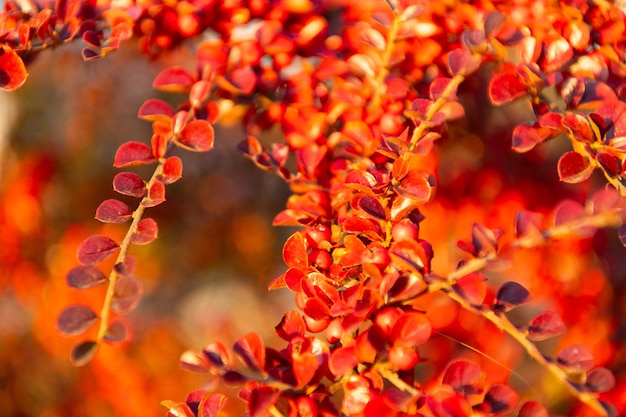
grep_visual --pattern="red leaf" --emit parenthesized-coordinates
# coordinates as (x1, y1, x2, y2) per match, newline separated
(389, 239, 427, 271)
(292, 351, 318, 388)
(178, 120, 215, 152)
(483, 11, 505, 38)
(429, 77, 457, 100)
(329, 345, 358, 377)
(553, 199, 586, 226)
(557, 151, 593, 184)
(562, 113, 594, 143)
(282, 232, 308, 268)
(0, 46, 28, 91)
(355, 195, 386, 220)
(233, 332, 265, 372)
(304, 297, 331, 320)
(180, 350, 212, 373)
(190, 80, 212, 108)
(540, 36, 573, 72)
(76, 235, 118, 266)
(158, 156, 183, 184)
(453, 272, 487, 306)
(586, 367, 616, 393)
(153, 66, 195, 92)
(95, 199, 132, 223)
(442, 359, 485, 395)
(66, 265, 107, 289)
(198, 393, 228, 417)
(141, 181, 166, 207)
(527, 311, 566, 341)
(70, 340, 98, 367)
(518, 401, 549, 417)
(57, 305, 98, 336)
(82, 48, 101, 61)
(493, 281, 531, 312)
(131, 218, 158, 245)
(511, 124, 557, 153)
(248, 386, 279, 417)
(515, 210, 543, 241)
(275, 310, 306, 341)
(447, 48, 480, 76)
(481, 384, 519, 414)
(113, 141, 156, 168)
(390, 311, 432, 347)
(557, 344, 595, 372)
(138, 98, 175, 122)
(395, 171, 434, 202)
(488, 71, 528, 105)
(104, 320, 129, 344)
(111, 276, 143, 314)
(113, 172, 146, 197)
(345, 170, 378, 191)
(596, 152, 621, 177)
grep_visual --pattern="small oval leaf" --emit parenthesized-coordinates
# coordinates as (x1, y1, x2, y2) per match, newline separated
(527, 311, 566, 341)
(442, 359, 485, 395)
(131, 218, 158, 245)
(0, 46, 28, 91)
(557, 344, 595, 372)
(66, 265, 107, 289)
(76, 235, 119, 266)
(111, 276, 143, 314)
(586, 367, 616, 393)
(159, 156, 183, 184)
(557, 151, 593, 184)
(104, 320, 129, 344)
(57, 305, 98, 336)
(493, 281, 531, 312)
(113, 172, 146, 197)
(178, 120, 215, 152)
(113, 141, 156, 168)
(70, 340, 98, 366)
(95, 199, 132, 223)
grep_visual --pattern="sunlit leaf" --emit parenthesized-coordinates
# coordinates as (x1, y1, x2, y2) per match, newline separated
(557, 344, 595, 372)
(329, 345, 358, 377)
(453, 272, 487, 306)
(488, 71, 528, 105)
(517, 401, 548, 417)
(113, 141, 156, 168)
(189, 80, 211, 108)
(483, 11, 505, 38)
(138, 98, 175, 122)
(586, 367, 616, 393)
(493, 281, 531, 312)
(527, 311, 566, 341)
(111, 276, 143, 314)
(282, 232, 308, 268)
(66, 265, 107, 289)
(141, 181, 166, 207)
(57, 305, 98, 336)
(131, 218, 158, 245)
(113, 172, 146, 197)
(442, 359, 485, 395)
(76, 235, 119, 266)
(596, 152, 621, 178)
(233, 332, 265, 372)
(70, 340, 98, 367)
(248, 386, 279, 417)
(159, 156, 183, 185)
(198, 393, 228, 417)
(562, 113, 594, 143)
(275, 310, 306, 341)
(390, 311, 432, 347)
(447, 48, 480, 76)
(557, 151, 593, 184)
(95, 199, 132, 223)
(153, 66, 195, 92)
(178, 120, 215, 152)
(0, 45, 28, 91)
(180, 350, 212, 373)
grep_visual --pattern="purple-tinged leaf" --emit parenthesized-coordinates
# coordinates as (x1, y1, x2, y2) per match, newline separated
(104, 320, 128, 344)
(517, 401, 549, 417)
(557, 344, 595, 372)
(248, 385, 280, 417)
(0, 45, 28, 91)
(275, 310, 306, 342)
(480, 384, 519, 414)
(233, 332, 265, 372)
(483, 11, 505, 38)
(131, 218, 158, 245)
(527, 311, 566, 341)
(586, 367, 616, 393)
(70, 340, 98, 366)
(596, 152, 621, 177)
(95, 199, 132, 223)
(446, 48, 480, 76)
(493, 281, 531, 312)
(553, 199, 585, 227)
(66, 265, 107, 289)
(111, 276, 143, 314)
(113, 172, 146, 198)
(113, 141, 156, 168)
(514, 210, 543, 241)
(471, 223, 502, 258)
(57, 305, 98, 336)
(511, 124, 558, 153)
(356, 195, 386, 220)
(442, 359, 485, 395)
(76, 235, 118, 266)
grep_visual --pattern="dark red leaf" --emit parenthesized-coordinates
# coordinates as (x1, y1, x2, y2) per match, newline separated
(81, 47, 101, 61)
(562, 113, 594, 143)
(57, 305, 98, 336)
(159, 156, 183, 184)
(292, 351, 318, 388)
(344, 170, 377, 191)
(178, 120, 215, 152)
(95, 199, 132, 223)
(389, 239, 427, 271)
(442, 359, 485, 395)
(557, 151, 593, 184)
(76, 235, 118, 266)
(481, 384, 519, 414)
(104, 320, 128, 344)
(138, 98, 175, 122)
(198, 393, 228, 417)
(511, 124, 557, 153)
(356, 195, 386, 220)
(0, 45, 28, 91)
(447, 48, 480, 76)
(282, 232, 308, 269)
(471, 223, 502, 258)
(113, 141, 156, 168)
(153, 66, 195, 92)
(493, 281, 531, 312)
(517, 401, 549, 417)
(586, 367, 616, 393)
(114, 255, 136, 277)
(596, 99, 626, 140)
(113, 172, 146, 197)
(248, 386, 279, 417)
(131, 218, 158, 245)
(66, 265, 107, 289)
(111, 276, 143, 314)
(453, 272, 487, 306)
(233, 332, 265, 372)
(390, 311, 432, 347)
(70, 340, 98, 367)
(141, 181, 166, 207)
(275, 310, 306, 341)
(596, 152, 621, 177)
(527, 311, 566, 341)
(488, 71, 528, 105)
(557, 344, 595, 372)
(552, 199, 589, 233)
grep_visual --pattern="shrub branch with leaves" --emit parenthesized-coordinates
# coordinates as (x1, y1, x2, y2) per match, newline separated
(2, 0, 626, 416)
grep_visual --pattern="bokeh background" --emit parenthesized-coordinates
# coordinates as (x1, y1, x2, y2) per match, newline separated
(1, 33, 626, 417)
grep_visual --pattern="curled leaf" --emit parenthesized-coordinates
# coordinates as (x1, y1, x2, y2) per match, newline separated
(178, 120, 215, 152)
(70, 340, 98, 367)
(527, 311, 566, 341)
(0, 46, 28, 91)
(66, 265, 107, 289)
(493, 281, 531, 313)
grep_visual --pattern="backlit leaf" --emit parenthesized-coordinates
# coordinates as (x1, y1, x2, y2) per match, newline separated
(282, 232, 308, 268)
(447, 48, 480, 76)
(518, 401, 549, 417)
(511, 124, 558, 153)
(483, 11, 505, 38)
(76, 235, 118, 266)
(557, 151, 593, 184)
(514, 210, 543, 241)
(113, 141, 156, 168)
(111, 276, 143, 314)
(527, 311, 566, 341)
(189, 80, 211, 108)
(217, 67, 256, 95)
(95, 199, 132, 223)
(390, 311, 432, 347)
(562, 113, 593, 143)
(70, 340, 98, 366)
(442, 359, 485, 395)
(153, 66, 195, 92)
(453, 272, 487, 306)
(131, 218, 158, 245)
(557, 344, 594, 372)
(158, 156, 183, 184)
(138, 98, 175, 122)
(198, 393, 228, 417)
(493, 281, 531, 312)
(329, 345, 358, 377)
(356, 195, 386, 220)
(57, 305, 98, 336)
(66, 265, 107, 289)
(389, 239, 427, 271)
(180, 350, 212, 373)
(488, 71, 528, 105)
(275, 310, 306, 341)
(248, 386, 279, 417)
(104, 320, 129, 344)
(429, 77, 456, 100)
(596, 152, 621, 177)
(586, 367, 616, 393)
(113, 172, 146, 197)
(203, 342, 232, 368)
(233, 332, 265, 372)
(141, 181, 166, 207)
(0, 45, 28, 91)
(395, 171, 434, 202)
(178, 120, 215, 152)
